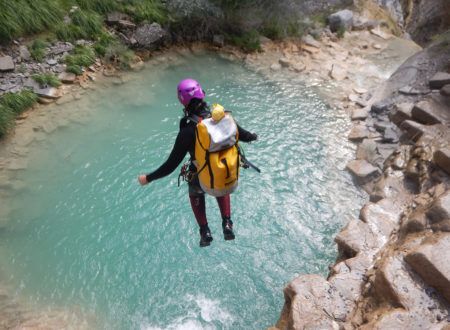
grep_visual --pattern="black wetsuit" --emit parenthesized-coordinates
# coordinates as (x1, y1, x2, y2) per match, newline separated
(146, 109, 257, 185)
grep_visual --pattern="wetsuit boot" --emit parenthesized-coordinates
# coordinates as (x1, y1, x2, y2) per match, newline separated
(199, 225, 213, 247)
(222, 217, 235, 240)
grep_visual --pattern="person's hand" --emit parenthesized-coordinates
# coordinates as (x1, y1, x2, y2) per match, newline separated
(138, 175, 149, 186)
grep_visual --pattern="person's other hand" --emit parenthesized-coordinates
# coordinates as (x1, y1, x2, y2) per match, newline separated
(138, 175, 149, 185)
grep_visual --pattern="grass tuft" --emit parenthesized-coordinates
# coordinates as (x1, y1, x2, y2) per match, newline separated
(64, 45, 96, 75)
(32, 73, 62, 87)
(30, 39, 49, 61)
(227, 30, 261, 52)
(0, 90, 38, 114)
(55, 8, 103, 42)
(0, 105, 15, 138)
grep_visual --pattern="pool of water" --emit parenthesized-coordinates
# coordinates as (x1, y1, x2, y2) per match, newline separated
(0, 53, 364, 329)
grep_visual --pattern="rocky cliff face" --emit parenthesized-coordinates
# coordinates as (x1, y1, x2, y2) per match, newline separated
(272, 26, 450, 330)
(373, 0, 450, 44)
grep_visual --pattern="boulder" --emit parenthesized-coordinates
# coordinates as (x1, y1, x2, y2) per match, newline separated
(58, 72, 76, 84)
(270, 63, 282, 71)
(426, 191, 450, 224)
(292, 62, 306, 72)
(35, 87, 61, 99)
(278, 57, 292, 68)
(301, 34, 321, 48)
(411, 99, 449, 125)
(335, 219, 378, 257)
(301, 44, 320, 54)
(429, 72, 450, 89)
(441, 84, 450, 97)
(371, 99, 394, 115)
(351, 108, 369, 121)
(0, 56, 15, 72)
(390, 102, 413, 126)
(133, 23, 166, 49)
(328, 9, 353, 32)
(373, 254, 438, 310)
(276, 275, 339, 329)
(19, 46, 31, 61)
(346, 159, 380, 184)
(405, 234, 450, 303)
(382, 127, 398, 143)
(360, 199, 403, 245)
(330, 64, 347, 81)
(434, 148, 450, 175)
(400, 120, 426, 141)
(348, 125, 369, 141)
(356, 139, 378, 163)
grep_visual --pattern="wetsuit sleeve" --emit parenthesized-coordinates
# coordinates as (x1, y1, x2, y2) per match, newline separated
(146, 129, 190, 182)
(237, 124, 257, 143)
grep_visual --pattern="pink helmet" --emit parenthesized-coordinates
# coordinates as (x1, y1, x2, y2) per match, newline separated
(177, 78, 205, 106)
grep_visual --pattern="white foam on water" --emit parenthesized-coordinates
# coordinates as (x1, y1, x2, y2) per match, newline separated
(141, 294, 233, 330)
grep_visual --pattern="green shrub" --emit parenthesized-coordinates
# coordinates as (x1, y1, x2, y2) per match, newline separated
(104, 42, 135, 69)
(337, 26, 346, 39)
(55, 8, 103, 41)
(66, 64, 84, 75)
(228, 30, 261, 52)
(32, 73, 61, 87)
(0, 105, 15, 138)
(93, 32, 117, 57)
(121, 0, 168, 24)
(261, 20, 284, 40)
(30, 39, 49, 61)
(64, 45, 96, 75)
(0, 0, 62, 42)
(75, 0, 118, 14)
(0, 90, 38, 114)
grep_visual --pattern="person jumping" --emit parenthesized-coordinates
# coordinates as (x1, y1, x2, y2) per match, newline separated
(138, 78, 257, 247)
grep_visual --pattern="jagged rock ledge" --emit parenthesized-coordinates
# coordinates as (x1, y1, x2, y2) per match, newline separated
(272, 31, 450, 330)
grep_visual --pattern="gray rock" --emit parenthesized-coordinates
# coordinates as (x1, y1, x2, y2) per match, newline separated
(133, 23, 166, 49)
(382, 127, 399, 143)
(399, 85, 430, 95)
(426, 191, 450, 224)
(328, 9, 353, 32)
(411, 99, 449, 125)
(434, 148, 450, 175)
(348, 125, 369, 141)
(46, 59, 57, 66)
(360, 199, 403, 244)
(50, 42, 74, 55)
(278, 57, 292, 68)
(212, 34, 225, 47)
(440, 84, 450, 97)
(356, 139, 378, 163)
(270, 63, 282, 71)
(351, 108, 369, 121)
(335, 219, 378, 256)
(405, 233, 450, 302)
(118, 20, 136, 30)
(106, 12, 130, 25)
(301, 34, 321, 48)
(330, 64, 347, 81)
(429, 72, 450, 89)
(58, 72, 76, 84)
(0, 56, 15, 72)
(371, 99, 394, 115)
(346, 159, 380, 184)
(374, 254, 438, 310)
(19, 45, 31, 61)
(390, 103, 413, 126)
(35, 87, 61, 99)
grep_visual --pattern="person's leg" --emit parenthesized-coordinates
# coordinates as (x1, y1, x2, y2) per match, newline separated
(189, 178, 212, 247)
(216, 194, 235, 240)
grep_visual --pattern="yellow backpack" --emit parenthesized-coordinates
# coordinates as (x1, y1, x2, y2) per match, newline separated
(193, 104, 240, 197)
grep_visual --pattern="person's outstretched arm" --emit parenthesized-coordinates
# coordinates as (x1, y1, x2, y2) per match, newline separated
(237, 124, 257, 143)
(138, 129, 191, 185)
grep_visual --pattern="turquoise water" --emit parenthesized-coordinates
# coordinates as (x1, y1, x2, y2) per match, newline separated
(0, 53, 364, 329)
